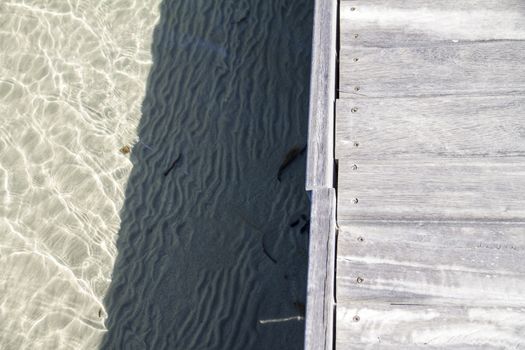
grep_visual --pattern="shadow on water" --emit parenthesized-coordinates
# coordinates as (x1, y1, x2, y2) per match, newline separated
(101, 0, 313, 349)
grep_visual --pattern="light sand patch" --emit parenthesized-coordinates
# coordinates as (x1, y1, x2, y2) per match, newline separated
(0, 1, 161, 348)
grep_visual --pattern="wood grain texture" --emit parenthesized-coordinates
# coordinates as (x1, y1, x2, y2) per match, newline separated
(339, 41, 525, 98)
(305, 0, 337, 347)
(337, 303, 525, 349)
(339, 0, 525, 98)
(337, 221, 525, 307)
(305, 0, 336, 190)
(336, 221, 525, 349)
(337, 157, 525, 221)
(305, 188, 336, 350)
(340, 0, 525, 47)
(335, 96, 525, 159)
(335, 0, 525, 349)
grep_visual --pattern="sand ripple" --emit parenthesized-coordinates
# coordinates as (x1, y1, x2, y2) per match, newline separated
(1, 0, 313, 349)
(101, 0, 313, 349)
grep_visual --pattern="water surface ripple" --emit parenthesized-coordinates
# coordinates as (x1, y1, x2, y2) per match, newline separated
(0, 1, 160, 348)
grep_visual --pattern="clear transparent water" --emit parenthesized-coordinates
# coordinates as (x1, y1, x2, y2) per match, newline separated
(0, 1, 313, 349)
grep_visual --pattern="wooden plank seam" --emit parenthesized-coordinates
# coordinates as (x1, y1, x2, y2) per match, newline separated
(304, 0, 338, 349)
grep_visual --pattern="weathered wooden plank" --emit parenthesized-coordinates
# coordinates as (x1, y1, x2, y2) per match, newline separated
(339, 41, 525, 98)
(305, 188, 336, 350)
(335, 221, 525, 349)
(336, 1, 525, 349)
(337, 157, 525, 221)
(305, 0, 336, 190)
(337, 221, 525, 307)
(340, 0, 525, 47)
(335, 96, 525, 159)
(337, 302, 525, 349)
(337, 219, 525, 348)
(304, 0, 337, 348)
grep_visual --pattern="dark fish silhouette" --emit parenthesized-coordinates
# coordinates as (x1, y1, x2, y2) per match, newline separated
(300, 221, 310, 234)
(294, 302, 306, 317)
(290, 214, 309, 228)
(290, 219, 300, 228)
(163, 154, 181, 176)
(277, 145, 307, 181)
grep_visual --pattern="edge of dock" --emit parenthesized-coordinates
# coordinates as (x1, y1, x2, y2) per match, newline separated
(304, 0, 337, 349)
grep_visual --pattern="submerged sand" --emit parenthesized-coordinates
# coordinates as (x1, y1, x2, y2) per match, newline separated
(0, 0, 313, 349)
(0, 1, 161, 348)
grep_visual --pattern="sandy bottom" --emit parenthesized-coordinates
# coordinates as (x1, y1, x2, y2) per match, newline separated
(0, 1, 161, 348)
(0, 0, 313, 349)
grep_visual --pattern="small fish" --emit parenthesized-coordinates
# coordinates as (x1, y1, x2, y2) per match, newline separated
(163, 154, 181, 176)
(291, 214, 309, 228)
(277, 145, 306, 182)
(290, 219, 300, 228)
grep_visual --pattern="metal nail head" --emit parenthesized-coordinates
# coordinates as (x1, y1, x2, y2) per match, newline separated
(353, 315, 360, 322)
(351, 107, 358, 113)
(352, 198, 359, 204)
(357, 276, 364, 284)
(352, 164, 358, 170)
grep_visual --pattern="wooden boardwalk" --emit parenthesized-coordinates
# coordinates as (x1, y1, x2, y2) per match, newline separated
(305, 1, 525, 349)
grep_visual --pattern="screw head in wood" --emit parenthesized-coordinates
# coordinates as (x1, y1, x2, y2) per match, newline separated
(353, 315, 360, 322)
(352, 198, 359, 204)
(354, 86, 360, 92)
(357, 236, 364, 242)
(357, 276, 364, 284)
(353, 57, 359, 62)
(351, 164, 358, 170)
(351, 107, 358, 113)
(354, 34, 359, 39)
(353, 141, 359, 147)
(350, 7, 356, 11)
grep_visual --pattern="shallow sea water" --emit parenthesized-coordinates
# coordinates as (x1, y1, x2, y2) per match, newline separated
(0, 0, 313, 349)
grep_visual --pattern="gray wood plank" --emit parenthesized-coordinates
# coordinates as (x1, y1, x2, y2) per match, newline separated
(304, 0, 337, 347)
(340, 0, 525, 47)
(337, 157, 525, 221)
(336, 1, 525, 349)
(337, 302, 525, 349)
(335, 96, 525, 159)
(305, 188, 336, 350)
(335, 222, 525, 349)
(339, 41, 525, 98)
(305, 0, 337, 190)
(337, 221, 525, 307)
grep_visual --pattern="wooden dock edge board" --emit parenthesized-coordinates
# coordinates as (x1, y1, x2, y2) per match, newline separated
(305, 0, 337, 348)
(305, 188, 337, 350)
(305, 0, 337, 191)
